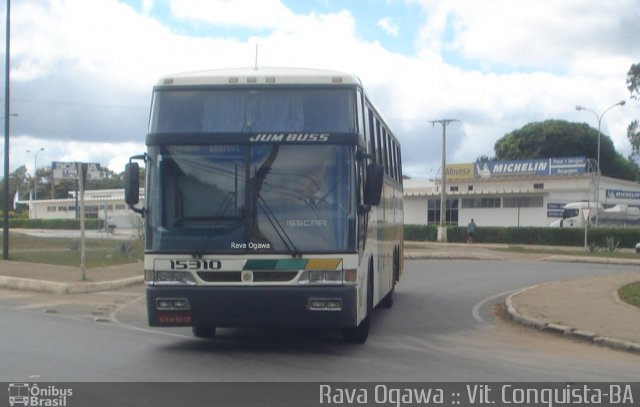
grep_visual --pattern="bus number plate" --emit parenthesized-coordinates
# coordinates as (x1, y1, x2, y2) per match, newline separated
(155, 259, 222, 271)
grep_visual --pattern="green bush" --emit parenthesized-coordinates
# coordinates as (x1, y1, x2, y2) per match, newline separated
(404, 224, 640, 248)
(2, 218, 104, 230)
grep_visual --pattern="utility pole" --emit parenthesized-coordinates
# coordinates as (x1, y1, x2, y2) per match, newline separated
(429, 119, 459, 243)
(576, 101, 625, 227)
(3, 0, 10, 260)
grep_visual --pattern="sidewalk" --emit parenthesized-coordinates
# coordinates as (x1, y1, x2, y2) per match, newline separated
(0, 260, 143, 294)
(0, 240, 639, 353)
(506, 272, 640, 353)
(406, 241, 640, 353)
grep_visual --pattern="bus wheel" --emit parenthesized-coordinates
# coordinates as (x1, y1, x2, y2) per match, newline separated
(192, 326, 217, 338)
(341, 264, 373, 344)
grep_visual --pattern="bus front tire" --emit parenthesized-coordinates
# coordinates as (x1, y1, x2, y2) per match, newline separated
(192, 326, 217, 338)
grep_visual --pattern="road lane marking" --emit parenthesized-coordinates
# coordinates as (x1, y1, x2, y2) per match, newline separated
(109, 294, 194, 339)
(472, 289, 518, 324)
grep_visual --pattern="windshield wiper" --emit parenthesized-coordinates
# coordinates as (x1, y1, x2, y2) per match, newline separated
(257, 194, 301, 258)
(246, 145, 301, 258)
(192, 235, 212, 259)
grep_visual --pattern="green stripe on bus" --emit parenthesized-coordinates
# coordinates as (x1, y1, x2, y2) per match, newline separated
(275, 259, 309, 270)
(243, 258, 342, 270)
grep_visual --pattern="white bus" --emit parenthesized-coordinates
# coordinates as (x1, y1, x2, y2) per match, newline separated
(125, 67, 403, 343)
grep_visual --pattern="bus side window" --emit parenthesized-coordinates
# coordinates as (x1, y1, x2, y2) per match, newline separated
(383, 130, 390, 176)
(375, 119, 383, 165)
(390, 140, 397, 181)
(356, 90, 365, 138)
(367, 107, 375, 157)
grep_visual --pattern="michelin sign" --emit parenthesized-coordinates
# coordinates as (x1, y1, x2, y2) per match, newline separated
(474, 157, 586, 179)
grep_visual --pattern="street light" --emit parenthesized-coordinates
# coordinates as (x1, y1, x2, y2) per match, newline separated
(429, 119, 460, 242)
(26, 147, 44, 219)
(576, 100, 626, 226)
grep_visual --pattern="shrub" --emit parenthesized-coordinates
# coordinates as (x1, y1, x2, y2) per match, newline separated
(2, 218, 104, 230)
(404, 224, 640, 248)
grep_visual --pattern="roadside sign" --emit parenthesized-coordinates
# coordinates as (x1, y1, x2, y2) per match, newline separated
(582, 208, 592, 223)
(51, 162, 100, 281)
(52, 161, 101, 181)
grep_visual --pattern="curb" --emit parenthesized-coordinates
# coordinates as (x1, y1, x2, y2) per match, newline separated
(0, 275, 144, 294)
(542, 255, 640, 266)
(505, 286, 640, 355)
(404, 252, 503, 261)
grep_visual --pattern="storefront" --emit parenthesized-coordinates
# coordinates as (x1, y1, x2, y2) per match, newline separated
(404, 157, 640, 227)
(20, 189, 144, 229)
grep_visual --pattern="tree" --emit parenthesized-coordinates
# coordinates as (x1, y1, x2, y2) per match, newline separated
(0, 166, 30, 214)
(475, 154, 494, 165)
(627, 62, 640, 158)
(494, 119, 640, 181)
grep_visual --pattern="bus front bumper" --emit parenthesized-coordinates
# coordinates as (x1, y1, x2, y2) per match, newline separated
(146, 285, 358, 329)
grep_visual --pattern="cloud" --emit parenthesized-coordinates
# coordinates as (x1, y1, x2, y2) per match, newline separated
(11, 135, 144, 176)
(377, 17, 399, 37)
(1, 0, 637, 179)
(411, 0, 640, 74)
(168, 0, 296, 30)
(142, 0, 154, 16)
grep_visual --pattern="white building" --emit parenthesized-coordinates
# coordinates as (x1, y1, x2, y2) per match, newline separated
(21, 189, 144, 229)
(404, 157, 640, 227)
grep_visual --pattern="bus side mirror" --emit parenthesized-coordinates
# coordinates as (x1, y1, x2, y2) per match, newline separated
(364, 163, 384, 206)
(124, 162, 142, 214)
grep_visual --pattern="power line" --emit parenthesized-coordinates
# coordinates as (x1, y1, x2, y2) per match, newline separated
(12, 98, 148, 110)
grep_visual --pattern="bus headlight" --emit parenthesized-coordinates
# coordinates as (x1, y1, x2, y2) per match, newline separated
(157, 298, 191, 310)
(298, 269, 356, 285)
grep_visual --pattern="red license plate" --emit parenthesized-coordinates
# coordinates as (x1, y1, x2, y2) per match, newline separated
(157, 311, 192, 326)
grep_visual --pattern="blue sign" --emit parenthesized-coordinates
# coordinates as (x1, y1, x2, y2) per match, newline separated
(547, 202, 565, 210)
(549, 157, 586, 175)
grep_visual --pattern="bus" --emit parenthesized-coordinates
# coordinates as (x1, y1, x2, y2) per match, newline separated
(125, 67, 403, 343)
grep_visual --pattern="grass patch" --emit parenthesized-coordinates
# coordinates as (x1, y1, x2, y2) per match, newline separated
(619, 281, 640, 308)
(1, 232, 143, 268)
(9, 249, 143, 268)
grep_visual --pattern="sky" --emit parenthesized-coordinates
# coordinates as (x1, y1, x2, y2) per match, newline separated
(2, 0, 639, 179)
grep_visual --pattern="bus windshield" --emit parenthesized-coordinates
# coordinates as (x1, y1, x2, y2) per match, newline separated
(150, 88, 356, 133)
(146, 144, 356, 254)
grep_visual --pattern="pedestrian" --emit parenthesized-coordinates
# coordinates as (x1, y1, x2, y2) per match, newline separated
(467, 218, 476, 244)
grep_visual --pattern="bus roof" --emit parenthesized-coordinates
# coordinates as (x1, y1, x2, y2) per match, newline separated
(156, 67, 362, 87)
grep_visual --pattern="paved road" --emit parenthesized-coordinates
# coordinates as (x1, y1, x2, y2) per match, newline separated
(1, 259, 638, 382)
